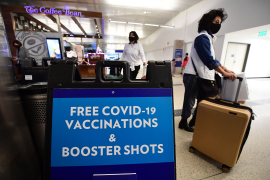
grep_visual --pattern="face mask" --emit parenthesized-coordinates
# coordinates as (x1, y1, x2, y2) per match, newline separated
(129, 37, 135, 42)
(210, 23, 221, 34)
(14, 45, 21, 49)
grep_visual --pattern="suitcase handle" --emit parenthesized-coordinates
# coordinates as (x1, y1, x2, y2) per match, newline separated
(222, 76, 243, 103)
(224, 77, 243, 81)
(95, 60, 130, 82)
(214, 98, 240, 105)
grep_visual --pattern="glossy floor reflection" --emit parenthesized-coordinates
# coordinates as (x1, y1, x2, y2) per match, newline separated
(172, 74, 270, 180)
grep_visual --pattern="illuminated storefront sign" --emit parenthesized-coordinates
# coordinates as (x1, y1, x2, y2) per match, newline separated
(24, 6, 84, 18)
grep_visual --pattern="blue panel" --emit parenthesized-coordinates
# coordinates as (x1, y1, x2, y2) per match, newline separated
(50, 88, 175, 179)
(53, 88, 172, 98)
(51, 162, 174, 180)
(93, 173, 136, 180)
(175, 61, 182, 67)
(115, 50, 124, 53)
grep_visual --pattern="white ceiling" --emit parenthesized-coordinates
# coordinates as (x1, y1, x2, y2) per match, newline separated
(2, 0, 204, 50)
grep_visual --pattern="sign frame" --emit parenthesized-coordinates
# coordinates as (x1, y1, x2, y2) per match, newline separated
(44, 60, 176, 180)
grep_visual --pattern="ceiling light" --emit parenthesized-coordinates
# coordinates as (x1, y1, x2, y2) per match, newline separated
(109, 20, 127, 24)
(95, 25, 97, 27)
(160, 25, 174, 28)
(145, 24, 159, 27)
(128, 22, 143, 25)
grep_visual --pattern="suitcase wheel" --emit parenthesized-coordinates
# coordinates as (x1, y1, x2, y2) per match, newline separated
(222, 165, 231, 173)
(189, 146, 196, 153)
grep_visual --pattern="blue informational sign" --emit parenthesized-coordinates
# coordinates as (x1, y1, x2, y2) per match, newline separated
(115, 50, 124, 53)
(51, 88, 175, 180)
(175, 49, 183, 67)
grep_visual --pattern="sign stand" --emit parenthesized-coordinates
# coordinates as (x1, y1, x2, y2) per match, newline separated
(45, 60, 176, 180)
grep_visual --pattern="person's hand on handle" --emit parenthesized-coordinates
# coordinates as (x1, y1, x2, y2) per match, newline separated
(225, 69, 234, 74)
(143, 62, 147, 66)
(215, 66, 236, 81)
(223, 72, 237, 82)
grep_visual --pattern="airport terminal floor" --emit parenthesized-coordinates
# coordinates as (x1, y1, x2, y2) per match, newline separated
(170, 74, 270, 180)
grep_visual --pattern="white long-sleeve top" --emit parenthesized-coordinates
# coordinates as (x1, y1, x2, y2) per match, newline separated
(120, 42, 146, 66)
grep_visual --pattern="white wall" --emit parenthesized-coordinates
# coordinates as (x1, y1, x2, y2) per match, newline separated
(145, 46, 174, 61)
(221, 33, 270, 78)
(184, 42, 193, 56)
(142, 0, 270, 61)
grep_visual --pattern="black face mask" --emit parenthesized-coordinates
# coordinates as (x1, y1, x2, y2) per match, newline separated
(129, 37, 136, 42)
(210, 23, 221, 34)
(14, 45, 21, 49)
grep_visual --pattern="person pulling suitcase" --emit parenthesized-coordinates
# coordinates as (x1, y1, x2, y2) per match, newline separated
(179, 8, 236, 132)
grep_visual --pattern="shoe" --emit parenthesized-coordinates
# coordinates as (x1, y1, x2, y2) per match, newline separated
(178, 118, 194, 132)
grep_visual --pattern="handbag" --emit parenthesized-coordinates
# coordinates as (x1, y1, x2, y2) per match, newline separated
(191, 57, 221, 97)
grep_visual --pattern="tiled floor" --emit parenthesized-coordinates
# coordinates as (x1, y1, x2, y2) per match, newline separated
(172, 75, 270, 180)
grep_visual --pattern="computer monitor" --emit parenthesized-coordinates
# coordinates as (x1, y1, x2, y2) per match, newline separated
(46, 38, 63, 59)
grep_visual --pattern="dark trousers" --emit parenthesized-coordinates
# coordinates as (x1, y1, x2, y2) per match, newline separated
(130, 65, 140, 80)
(192, 80, 207, 123)
(181, 74, 207, 120)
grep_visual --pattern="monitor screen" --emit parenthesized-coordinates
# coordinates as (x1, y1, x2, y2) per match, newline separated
(46, 38, 62, 59)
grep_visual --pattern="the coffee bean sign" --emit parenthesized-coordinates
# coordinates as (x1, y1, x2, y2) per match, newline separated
(24, 6, 84, 18)
(16, 31, 47, 64)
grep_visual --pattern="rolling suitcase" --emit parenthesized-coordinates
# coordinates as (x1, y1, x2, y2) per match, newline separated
(189, 77, 255, 172)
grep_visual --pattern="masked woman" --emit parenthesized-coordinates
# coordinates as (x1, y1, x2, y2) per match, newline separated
(120, 31, 147, 80)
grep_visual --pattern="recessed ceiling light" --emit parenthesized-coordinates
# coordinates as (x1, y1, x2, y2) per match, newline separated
(145, 23, 159, 27)
(160, 25, 174, 28)
(128, 22, 143, 25)
(110, 20, 126, 24)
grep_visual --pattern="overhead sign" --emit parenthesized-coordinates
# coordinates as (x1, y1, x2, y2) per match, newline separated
(50, 88, 175, 179)
(258, 31, 267, 37)
(24, 6, 84, 18)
